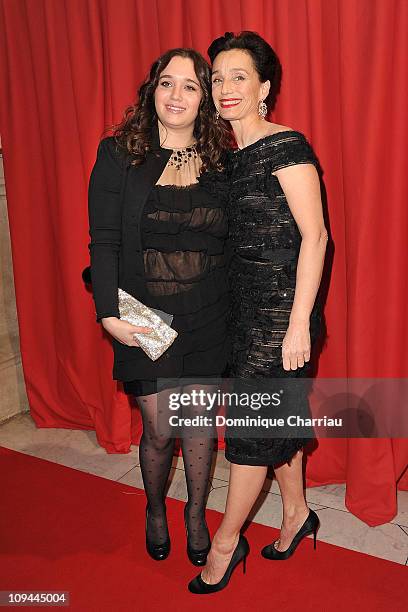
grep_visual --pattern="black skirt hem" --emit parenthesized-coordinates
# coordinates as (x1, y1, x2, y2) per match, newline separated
(224, 438, 312, 468)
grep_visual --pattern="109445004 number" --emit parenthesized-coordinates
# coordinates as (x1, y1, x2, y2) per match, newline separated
(0, 592, 69, 607)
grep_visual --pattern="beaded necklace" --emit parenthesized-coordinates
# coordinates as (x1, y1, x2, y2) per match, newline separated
(167, 145, 198, 170)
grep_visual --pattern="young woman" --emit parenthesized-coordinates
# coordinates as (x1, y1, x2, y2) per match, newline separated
(189, 31, 328, 594)
(88, 48, 230, 565)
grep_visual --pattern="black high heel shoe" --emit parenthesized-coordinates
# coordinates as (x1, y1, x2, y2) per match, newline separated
(188, 534, 250, 594)
(261, 509, 319, 560)
(184, 505, 211, 566)
(145, 505, 171, 561)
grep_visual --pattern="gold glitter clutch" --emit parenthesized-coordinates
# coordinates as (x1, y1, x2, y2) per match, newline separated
(118, 288, 178, 361)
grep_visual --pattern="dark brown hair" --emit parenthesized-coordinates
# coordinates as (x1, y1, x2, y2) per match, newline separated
(113, 48, 231, 171)
(208, 31, 282, 113)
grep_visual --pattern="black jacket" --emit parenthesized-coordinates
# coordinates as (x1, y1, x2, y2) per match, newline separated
(88, 127, 173, 379)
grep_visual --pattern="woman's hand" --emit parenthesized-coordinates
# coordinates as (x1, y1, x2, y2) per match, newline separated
(282, 320, 311, 371)
(101, 317, 152, 347)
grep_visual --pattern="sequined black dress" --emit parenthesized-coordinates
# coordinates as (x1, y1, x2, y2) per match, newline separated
(224, 131, 322, 467)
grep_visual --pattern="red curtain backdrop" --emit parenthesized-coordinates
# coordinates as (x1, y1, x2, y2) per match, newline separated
(0, 0, 407, 526)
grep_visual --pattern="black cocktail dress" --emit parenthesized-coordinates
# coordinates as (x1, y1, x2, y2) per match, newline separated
(224, 131, 323, 467)
(122, 146, 230, 396)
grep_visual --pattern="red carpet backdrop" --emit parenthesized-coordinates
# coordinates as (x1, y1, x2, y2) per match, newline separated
(0, 0, 407, 525)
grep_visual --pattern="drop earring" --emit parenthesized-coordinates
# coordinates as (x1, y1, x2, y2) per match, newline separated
(258, 100, 267, 119)
(215, 110, 220, 120)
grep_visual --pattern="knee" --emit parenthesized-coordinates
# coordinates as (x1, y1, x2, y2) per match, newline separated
(142, 431, 173, 452)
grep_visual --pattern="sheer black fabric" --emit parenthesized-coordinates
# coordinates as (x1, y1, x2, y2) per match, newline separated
(180, 391, 216, 551)
(124, 150, 229, 552)
(142, 185, 227, 298)
(122, 168, 230, 390)
(138, 391, 215, 550)
(138, 397, 174, 545)
(224, 131, 323, 467)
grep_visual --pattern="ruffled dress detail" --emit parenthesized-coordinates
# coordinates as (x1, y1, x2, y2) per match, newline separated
(123, 148, 230, 393)
(141, 183, 229, 333)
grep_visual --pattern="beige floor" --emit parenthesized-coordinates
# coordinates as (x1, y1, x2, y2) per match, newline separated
(1, 413, 407, 566)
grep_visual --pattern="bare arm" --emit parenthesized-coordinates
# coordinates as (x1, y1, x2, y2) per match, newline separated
(273, 163, 328, 370)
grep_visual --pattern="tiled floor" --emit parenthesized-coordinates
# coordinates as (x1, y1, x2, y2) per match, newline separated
(1, 413, 407, 565)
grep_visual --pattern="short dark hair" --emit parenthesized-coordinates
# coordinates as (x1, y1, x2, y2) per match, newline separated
(208, 31, 282, 112)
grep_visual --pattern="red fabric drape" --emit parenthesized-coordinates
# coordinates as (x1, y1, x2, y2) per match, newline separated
(0, 0, 407, 526)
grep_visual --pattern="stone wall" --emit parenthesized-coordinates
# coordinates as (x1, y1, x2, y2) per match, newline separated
(0, 153, 29, 422)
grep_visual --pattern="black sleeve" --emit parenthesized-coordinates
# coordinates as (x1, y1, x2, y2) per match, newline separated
(88, 137, 125, 322)
(269, 132, 319, 174)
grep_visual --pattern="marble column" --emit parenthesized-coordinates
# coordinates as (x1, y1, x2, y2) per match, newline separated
(0, 153, 29, 422)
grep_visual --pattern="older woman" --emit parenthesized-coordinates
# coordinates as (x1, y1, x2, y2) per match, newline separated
(189, 31, 328, 594)
(88, 48, 230, 565)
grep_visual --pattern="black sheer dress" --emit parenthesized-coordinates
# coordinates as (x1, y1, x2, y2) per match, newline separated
(122, 145, 230, 552)
(224, 130, 323, 467)
(123, 145, 230, 396)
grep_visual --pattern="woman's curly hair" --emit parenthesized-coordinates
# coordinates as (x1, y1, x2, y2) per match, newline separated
(112, 48, 232, 172)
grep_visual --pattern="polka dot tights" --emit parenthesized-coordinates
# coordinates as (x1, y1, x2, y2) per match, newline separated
(137, 392, 214, 551)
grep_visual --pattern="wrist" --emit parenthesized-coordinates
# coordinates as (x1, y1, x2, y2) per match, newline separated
(101, 316, 119, 328)
(289, 315, 310, 326)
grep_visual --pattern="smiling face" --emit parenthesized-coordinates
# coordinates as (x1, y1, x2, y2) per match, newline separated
(211, 49, 270, 122)
(154, 55, 202, 132)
